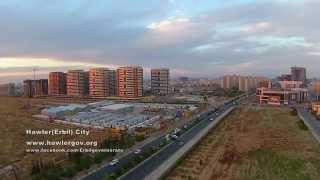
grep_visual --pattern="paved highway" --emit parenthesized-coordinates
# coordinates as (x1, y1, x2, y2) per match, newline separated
(297, 107, 320, 137)
(83, 94, 247, 180)
(120, 106, 232, 180)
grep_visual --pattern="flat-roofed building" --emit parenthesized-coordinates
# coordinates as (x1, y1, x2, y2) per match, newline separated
(221, 75, 239, 89)
(311, 102, 320, 117)
(0, 83, 16, 96)
(108, 70, 116, 96)
(23, 80, 33, 97)
(151, 68, 169, 96)
(279, 80, 303, 90)
(256, 87, 308, 105)
(314, 81, 320, 101)
(66, 70, 88, 97)
(291, 66, 306, 84)
(89, 68, 112, 97)
(49, 72, 66, 96)
(33, 79, 48, 97)
(23, 79, 48, 97)
(116, 66, 143, 98)
(258, 80, 272, 88)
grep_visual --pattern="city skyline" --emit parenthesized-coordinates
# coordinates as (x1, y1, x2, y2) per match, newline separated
(0, 0, 319, 83)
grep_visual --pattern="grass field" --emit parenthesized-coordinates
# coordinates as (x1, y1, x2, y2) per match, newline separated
(167, 105, 320, 180)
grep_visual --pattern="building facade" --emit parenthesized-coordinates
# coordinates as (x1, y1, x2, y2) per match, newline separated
(151, 68, 170, 96)
(49, 72, 66, 96)
(291, 66, 306, 84)
(221, 75, 239, 89)
(256, 87, 308, 105)
(89, 68, 111, 97)
(116, 66, 143, 98)
(66, 70, 89, 97)
(23, 79, 48, 97)
(0, 83, 16, 96)
(279, 81, 303, 90)
(108, 70, 116, 96)
(222, 75, 267, 92)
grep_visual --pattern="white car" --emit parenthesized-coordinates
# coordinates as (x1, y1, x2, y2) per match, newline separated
(134, 149, 141, 154)
(171, 134, 178, 140)
(109, 159, 119, 166)
(210, 118, 214, 121)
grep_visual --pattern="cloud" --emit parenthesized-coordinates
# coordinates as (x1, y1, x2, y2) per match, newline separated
(0, 0, 320, 83)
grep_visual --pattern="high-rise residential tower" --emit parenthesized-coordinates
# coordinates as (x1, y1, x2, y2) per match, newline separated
(108, 70, 116, 96)
(116, 66, 143, 98)
(66, 70, 88, 97)
(23, 79, 48, 97)
(49, 72, 66, 96)
(291, 66, 306, 84)
(89, 68, 111, 97)
(151, 68, 169, 96)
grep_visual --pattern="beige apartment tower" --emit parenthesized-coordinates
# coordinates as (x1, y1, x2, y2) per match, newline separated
(151, 68, 169, 96)
(116, 66, 143, 98)
(66, 70, 88, 97)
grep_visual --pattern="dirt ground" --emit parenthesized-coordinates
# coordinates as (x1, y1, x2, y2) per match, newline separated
(0, 97, 111, 179)
(167, 105, 320, 180)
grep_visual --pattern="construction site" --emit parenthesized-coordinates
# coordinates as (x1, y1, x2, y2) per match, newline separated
(167, 104, 320, 180)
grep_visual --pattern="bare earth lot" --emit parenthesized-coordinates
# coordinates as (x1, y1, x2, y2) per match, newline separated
(0, 97, 110, 179)
(167, 105, 320, 180)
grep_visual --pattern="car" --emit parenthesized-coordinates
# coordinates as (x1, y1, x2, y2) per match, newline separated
(134, 149, 141, 154)
(210, 118, 214, 121)
(171, 134, 178, 140)
(109, 159, 119, 166)
(215, 112, 219, 115)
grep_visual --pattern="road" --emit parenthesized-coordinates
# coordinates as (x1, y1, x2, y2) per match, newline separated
(82, 94, 247, 180)
(120, 95, 247, 180)
(297, 107, 320, 139)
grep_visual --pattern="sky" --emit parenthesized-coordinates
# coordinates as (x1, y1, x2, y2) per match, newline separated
(0, 0, 319, 83)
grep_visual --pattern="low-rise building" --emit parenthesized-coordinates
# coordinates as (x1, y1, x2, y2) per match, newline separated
(256, 87, 308, 105)
(279, 81, 303, 90)
(310, 102, 320, 117)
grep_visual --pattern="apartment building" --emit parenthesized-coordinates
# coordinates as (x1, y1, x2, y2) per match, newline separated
(313, 81, 320, 101)
(108, 70, 116, 96)
(89, 68, 110, 97)
(116, 66, 143, 98)
(49, 72, 66, 96)
(23, 79, 48, 97)
(221, 75, 239, 89)
(222, 75, 267, 92)
(291, 66, 306, 84)
(258, 80, 272, 88)
(66, 70, 89, 97)
(151, 68, 169, 96)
